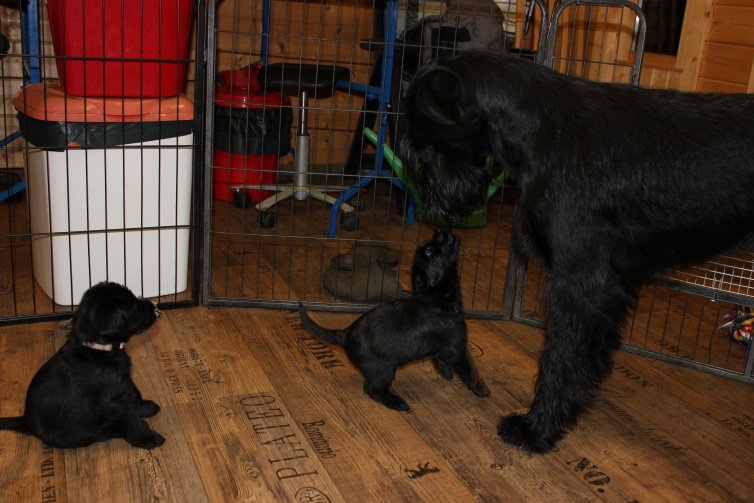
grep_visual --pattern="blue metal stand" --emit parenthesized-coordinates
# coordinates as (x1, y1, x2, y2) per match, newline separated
(21, 0, 42, 84)
(326, 0, 415, 238)
(260, 0, 413, 237)
(0, 0, 43, 201)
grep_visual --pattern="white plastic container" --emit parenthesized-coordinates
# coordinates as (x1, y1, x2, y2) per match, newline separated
(26, 135, 193, 305)
(14, 84, 195, 305)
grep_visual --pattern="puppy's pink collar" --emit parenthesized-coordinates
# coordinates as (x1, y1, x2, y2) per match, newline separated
(83, 342, 125, 351)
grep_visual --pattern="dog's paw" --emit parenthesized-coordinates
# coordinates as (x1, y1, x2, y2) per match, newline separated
(432, 356, 453, 380)
(469, 379, 490, 397)
(369, 390, 411, 412)
(130, 430, 166, 450)
(385, 396, 411, 412)
(497, 414, 557, 453)
(136, 400, 161, 418)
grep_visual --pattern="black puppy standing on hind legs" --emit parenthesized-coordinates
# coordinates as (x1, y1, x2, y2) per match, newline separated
(299, 229, 490, 411)
(401, 49, 754, 453)
(0, 282, 165, 449)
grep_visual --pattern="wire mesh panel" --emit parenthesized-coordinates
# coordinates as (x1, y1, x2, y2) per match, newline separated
(0, 0, 202, 324)
(512, 257, 754, 382)
(544, 0, 645, 84)
(204, 0, 539, 314)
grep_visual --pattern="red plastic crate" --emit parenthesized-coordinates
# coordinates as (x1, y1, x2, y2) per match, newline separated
(47, 0, 194, 98)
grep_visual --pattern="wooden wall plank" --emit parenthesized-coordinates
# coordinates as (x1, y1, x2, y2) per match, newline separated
(697, 77, 749, 92)
(712, 5, 754, 26)
(708, 23, 754, 45)
(698, 42, 754, 85)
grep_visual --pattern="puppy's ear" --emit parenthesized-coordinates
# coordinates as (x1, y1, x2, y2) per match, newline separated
(69, 296, 128, 343)
(89, 299, 129, 337)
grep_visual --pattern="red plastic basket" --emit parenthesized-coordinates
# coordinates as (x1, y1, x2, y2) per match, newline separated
(47, 0, 194, 98)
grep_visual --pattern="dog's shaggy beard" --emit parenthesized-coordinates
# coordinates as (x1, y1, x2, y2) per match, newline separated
(400, 64, 493, 220)
(400, 138, 491, 220)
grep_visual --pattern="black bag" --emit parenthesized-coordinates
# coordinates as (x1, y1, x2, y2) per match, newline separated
(213, 105, 292, 157)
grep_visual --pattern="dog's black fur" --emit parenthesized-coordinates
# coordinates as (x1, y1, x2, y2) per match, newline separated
(0, 282, 164, 449)
(299, 229, 489, 411)
(401, 50, 754, 453)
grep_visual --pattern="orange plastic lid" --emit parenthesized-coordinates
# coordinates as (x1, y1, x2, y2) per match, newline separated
(12, 84, 194, 123)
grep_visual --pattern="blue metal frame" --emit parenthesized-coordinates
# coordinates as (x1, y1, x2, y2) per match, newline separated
(21, 0, 42, 84)
(326, 0, 415, 238)
(0, 0, 44, 202)
(260, 0, 413, 237)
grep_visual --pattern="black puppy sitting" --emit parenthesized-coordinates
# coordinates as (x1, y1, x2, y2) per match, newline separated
(299, 229, 490, 411)
(0, 282, 164, 449)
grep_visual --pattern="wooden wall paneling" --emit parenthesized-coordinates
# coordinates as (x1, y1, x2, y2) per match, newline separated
(706, 1, 754, 91)
(712, 2, 754, 26)
(639, 64, 682, 89)
(584, 5, 635, 83)
(514, 0, 544, 51)
(266, 1, 376, 169)
(582, 5, 612, 82)
(677, 0, 715, 90)
(630, 0, 713, 91)
(707, 23, 754, 47)
(213, 1, 379, 169)
(555, 6, 578, 77)
(696, 76, 748, 92)
(698, 42, 754, 86)
(547, 2, 640, 84)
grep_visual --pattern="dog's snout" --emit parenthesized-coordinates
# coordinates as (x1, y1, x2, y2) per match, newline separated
(433, 228, 457, 249)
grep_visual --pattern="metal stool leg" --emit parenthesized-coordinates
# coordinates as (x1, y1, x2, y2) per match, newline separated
(253, 90, 355, 214)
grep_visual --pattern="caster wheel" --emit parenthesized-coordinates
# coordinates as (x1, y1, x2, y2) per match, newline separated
(341, 212, 359, 231)
(258, 210, 276, 228)
(232, 190, 252, 209)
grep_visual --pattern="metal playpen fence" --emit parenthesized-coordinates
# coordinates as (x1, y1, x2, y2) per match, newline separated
(0, 0, 751, 384)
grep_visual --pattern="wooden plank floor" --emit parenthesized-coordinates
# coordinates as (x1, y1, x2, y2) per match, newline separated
(1, 306, 753, 502)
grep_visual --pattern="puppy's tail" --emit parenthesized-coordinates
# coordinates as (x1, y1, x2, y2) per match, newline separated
(298, 304, 346, 346)
(0, 416, 32, 435)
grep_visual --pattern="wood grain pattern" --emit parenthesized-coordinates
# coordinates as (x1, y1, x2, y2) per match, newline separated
(1, 307, 753, 502)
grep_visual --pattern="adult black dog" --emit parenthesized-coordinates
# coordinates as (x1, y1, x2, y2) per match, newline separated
(0, 282, 164, 449)
(401, 50, 754, 453)
(299, 229, 490, 411)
